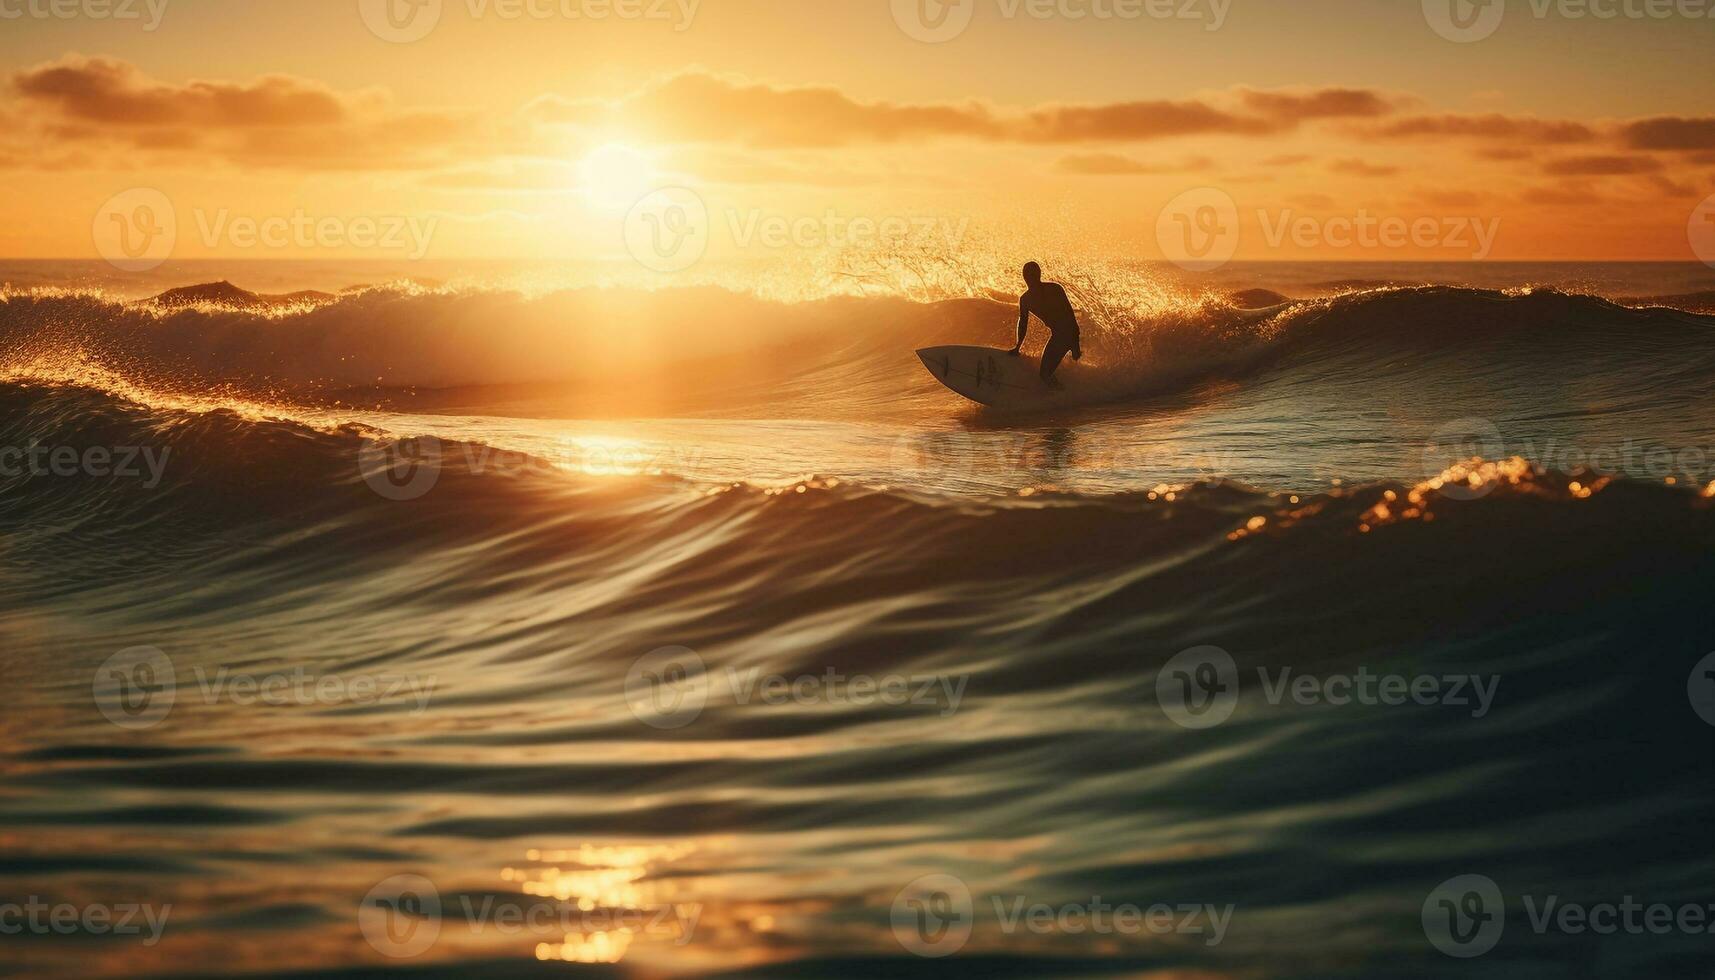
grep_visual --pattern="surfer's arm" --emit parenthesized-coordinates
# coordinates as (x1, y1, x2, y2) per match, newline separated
(1010, 301, 1030, 355)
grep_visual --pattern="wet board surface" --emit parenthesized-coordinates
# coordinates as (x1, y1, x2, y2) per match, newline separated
(915, 346, 1072, 408)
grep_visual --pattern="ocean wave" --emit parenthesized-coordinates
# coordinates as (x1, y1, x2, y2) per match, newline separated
(7, 375, 1715, 980)
(3, 378, 1710, 575)
(7, 262, 1715, 980)
(2, 283, 1711, 416)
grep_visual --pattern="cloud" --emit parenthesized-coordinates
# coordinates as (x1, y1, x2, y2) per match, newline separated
(1619, 116, 1715, 151)
(1406, 188, 1490, 208)
(664, 148, 892, 187)
(1053, 153, 1214, 175)
(1641, 173, 1697, 197)
(13, 55, 363, 128)
(8, 55, 488, 169)
(7, 55, 1707, 214)
(1542, 155, 1661, 176)
(1328, 157, 1402, 177)
(1020, 99, 1275, 141)
(1287, 192, 1337, 210)
(529, 71, 1005, 147)
(1475, 146, 1535, 162)
(1237, 87, 1394, 121)
(6, 62, 1397, 176)
(1368, 113, 1596, 144)
(418, 159, 579, 192)
(537, 71, 1397, 147)
(1522, 183, 1601, 206)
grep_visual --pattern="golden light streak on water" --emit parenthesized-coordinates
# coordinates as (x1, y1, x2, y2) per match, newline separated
(503, 841, 702, 965)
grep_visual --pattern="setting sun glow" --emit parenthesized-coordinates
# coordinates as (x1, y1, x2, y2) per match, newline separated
(579, 143, 659, 211)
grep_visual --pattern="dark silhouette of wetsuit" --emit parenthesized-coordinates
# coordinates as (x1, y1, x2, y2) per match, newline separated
(1009, 263, 1082, 383)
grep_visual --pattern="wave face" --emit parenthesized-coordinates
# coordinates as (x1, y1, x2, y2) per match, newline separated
(5, 278, 1715, 421)
(4, 262, 1715, 978)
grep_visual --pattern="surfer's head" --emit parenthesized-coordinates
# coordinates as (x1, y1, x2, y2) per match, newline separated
(1022, 261, 1042, 286)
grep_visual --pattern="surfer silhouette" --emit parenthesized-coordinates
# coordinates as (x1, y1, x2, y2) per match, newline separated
(1009, 262, 1082, 386)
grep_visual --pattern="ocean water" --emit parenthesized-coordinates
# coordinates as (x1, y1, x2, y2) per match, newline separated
(2, 259, 1714, 978)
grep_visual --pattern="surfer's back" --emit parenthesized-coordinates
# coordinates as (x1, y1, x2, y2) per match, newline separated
(1022, 281, 1078, 334)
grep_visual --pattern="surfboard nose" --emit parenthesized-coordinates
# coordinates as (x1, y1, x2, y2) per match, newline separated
(916, 348, 949, 378)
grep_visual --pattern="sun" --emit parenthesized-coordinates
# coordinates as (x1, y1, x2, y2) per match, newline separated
(578, 143, 659, 210)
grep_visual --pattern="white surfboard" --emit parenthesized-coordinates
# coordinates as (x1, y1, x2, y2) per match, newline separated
(916, 346, 1070, 408)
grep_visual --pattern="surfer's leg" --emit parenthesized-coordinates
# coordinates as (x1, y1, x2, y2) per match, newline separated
(1040, 335, 1071, 384)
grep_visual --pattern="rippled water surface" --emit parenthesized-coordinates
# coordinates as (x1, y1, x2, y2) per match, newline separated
(4, 261, 1715, 978)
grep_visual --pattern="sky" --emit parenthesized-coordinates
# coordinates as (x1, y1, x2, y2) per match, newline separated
(2, 0, 1713, 264)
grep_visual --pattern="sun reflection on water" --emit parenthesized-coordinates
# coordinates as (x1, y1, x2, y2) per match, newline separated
(503, 842, 699, 964)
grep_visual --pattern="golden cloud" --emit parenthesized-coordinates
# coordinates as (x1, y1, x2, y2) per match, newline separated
(1619, 117, 1715, 151)
(1369, 113, 1596, 144)
(1328, 158, 1402, 178)
(1053, 153, 1215, 175)
(8, 55, 490, 170)
(1542, 155, 1662, 176)
(536, 71, 1400, 147)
